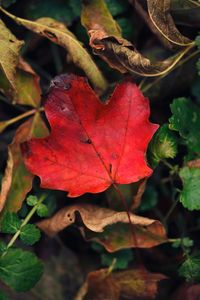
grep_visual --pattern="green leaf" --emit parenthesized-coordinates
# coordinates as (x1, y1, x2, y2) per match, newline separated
(179, 167, 200, 210)
(0, 290, 9, 300)
(179, 254, 200, 282)
(37, 203, 49, 217)
(26, 195, 38, 206)
(20, 224, 41, 246)
(1, 212, 21, 234)
(172, 237, 194, 249)
(101, 249, 133, 270)
(169, 98, 200, 153)
(0, 248, 43, 292)
(197, 58, 200, 76)
(148, 124, 178, 167)
(105, 0, 129, 16)
(195, 34, 200, 50)
(25, 0, 81, 25)
(0, 241, 7, 255)
(0, 8, 108, 94)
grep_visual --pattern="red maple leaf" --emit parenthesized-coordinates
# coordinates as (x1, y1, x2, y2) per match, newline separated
(21, 74, 158, 197)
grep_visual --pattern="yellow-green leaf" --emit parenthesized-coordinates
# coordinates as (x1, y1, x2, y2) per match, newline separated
(0, 19, 23, 93)
(0, 7, 108, 94)
(0, 58, 41, 107)
(1, 113, 48, 212)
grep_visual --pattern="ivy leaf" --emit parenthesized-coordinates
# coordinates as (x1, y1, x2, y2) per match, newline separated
(20, 224, 41, 245)
(0, 19, 23, 93)
(1, 212, 21, 234)
(22, 74, 158, 197)
(26, 195, 38, 206)
(179, 255, 200, 282)
(36, 203, 49, 217)
(148, 124, 178, 167)
(179, 167, 200, 210)
(169, 98, 200, 153)
(0, 248, 43, 292)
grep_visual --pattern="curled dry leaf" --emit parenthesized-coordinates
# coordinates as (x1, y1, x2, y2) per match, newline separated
(21, 74, 158, 197)
(131, 178, 147, 210)
(147, 0, 193, 46)
(0, 150, 13, 213)
(0, 19, 23, 93)
(2, 113, 48, 213)
(0, 7, 107, 94)
(0, 57, 41, 107)
(75, 268, 167, 300)
(81, 0, 193, 77)
(37, 204, 167, 250)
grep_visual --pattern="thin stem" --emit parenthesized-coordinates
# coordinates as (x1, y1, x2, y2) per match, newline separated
(163, 197, 179, 223)
(1, 107, 44, 129)
(6, 194, 46, 250)
(142, 49, 200, 94)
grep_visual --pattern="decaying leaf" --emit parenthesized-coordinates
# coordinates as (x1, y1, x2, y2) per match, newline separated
(81, 0, 193, 77)
(2, 113, 48, 212)
(147, 0, 193, 46)
(0, 57, 41, 106)
(37, 204, 167, 250)
(75, 268, 167, 300)
(187, 159, 200, 168)
(131, 179, 147, 210)
(0, 19, 23, 93)
(21, 74, 158, 197)
(0, 150, 13, 213)
(0, 7, 108, 94)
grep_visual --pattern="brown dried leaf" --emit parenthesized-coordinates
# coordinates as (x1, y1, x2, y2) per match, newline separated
(0, 7, 108, 94)
(131, 179, 147, 210)
(147, 0, 193, 46)
(81, 0, 193, 77)
(0, 19, 23, 93)
(0, 57, 41, 107)
(75, 268, 167, 300)
(0, 149, 13, 213)
(37, 204, 167, 250)
(2, 113, 48, 212)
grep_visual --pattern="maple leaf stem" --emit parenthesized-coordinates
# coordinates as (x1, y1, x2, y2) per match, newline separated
(112, 183, 142, 260)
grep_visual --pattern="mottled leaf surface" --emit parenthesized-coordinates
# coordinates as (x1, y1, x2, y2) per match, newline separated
(22, 74, 158, 197)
